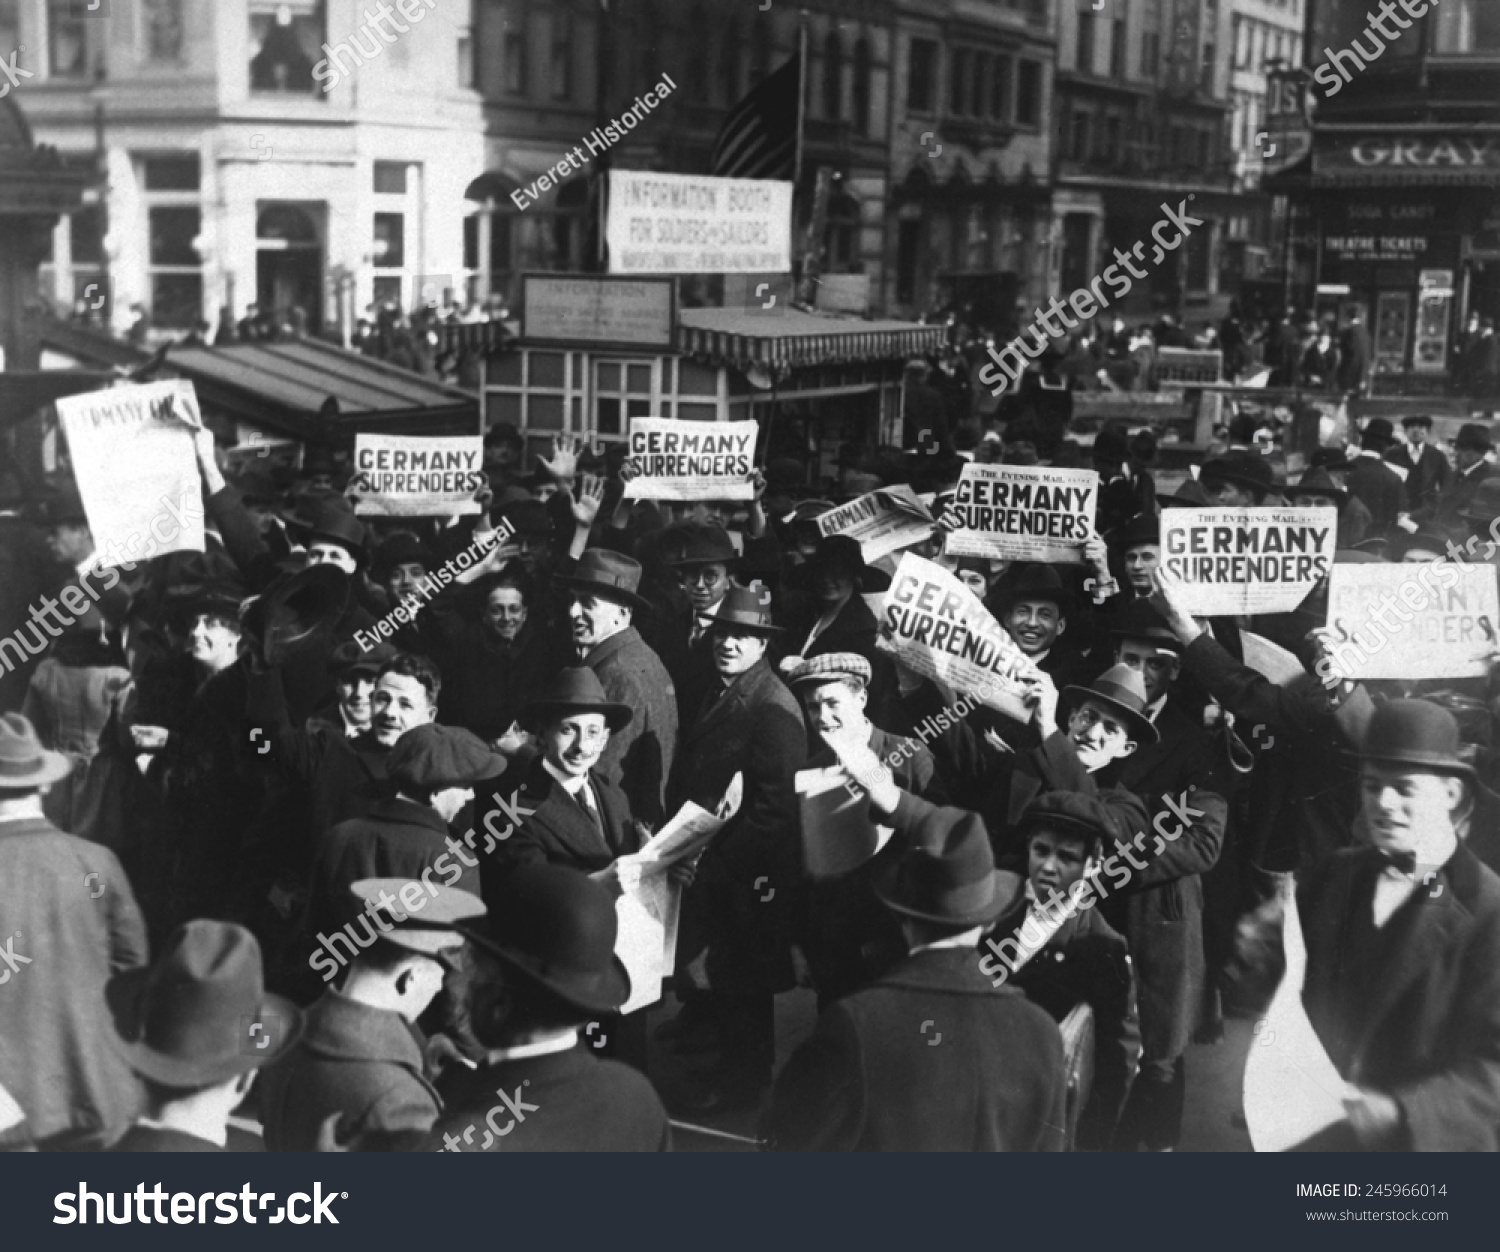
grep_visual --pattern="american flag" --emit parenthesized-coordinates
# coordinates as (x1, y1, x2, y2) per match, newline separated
(710, 53, 802, 181)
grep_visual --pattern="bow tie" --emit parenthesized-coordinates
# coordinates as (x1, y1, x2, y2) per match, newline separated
(1376, 848, 1417, 875)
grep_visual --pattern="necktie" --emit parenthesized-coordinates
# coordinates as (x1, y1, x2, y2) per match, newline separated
(576, 782, 604, 836)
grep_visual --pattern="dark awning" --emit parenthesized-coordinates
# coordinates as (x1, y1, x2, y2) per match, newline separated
(677, 307, 946, 373)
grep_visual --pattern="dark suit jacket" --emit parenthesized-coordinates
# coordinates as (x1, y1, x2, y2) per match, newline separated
(583, 626, 678, 828)
(1384, 441, 1452, 511)
(0, 513, 58, 710)
(1425, 461, 1499, 539)
(787, 593, 900, 725)
(1299, 843, 1500, 1151)
(763, 947, 1067, 1151)
(109, 1125, 223, 1152)
(482, 753, 638, 880)
(428, 1045, 670, 1151)
(259, 991, 440, 1152)
(1343, 452, 1406, 535)
(654, 605, 722, 730)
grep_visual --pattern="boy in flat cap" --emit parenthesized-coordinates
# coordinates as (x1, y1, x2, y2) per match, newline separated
(260, 878, 484, 1151)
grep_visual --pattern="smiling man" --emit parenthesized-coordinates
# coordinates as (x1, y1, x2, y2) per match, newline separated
(1297, 700, 1500, 1151)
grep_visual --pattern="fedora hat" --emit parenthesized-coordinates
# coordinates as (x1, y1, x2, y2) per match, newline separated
(1360, 699, 1475, 781)
(807, 534, 891, 593)
(1285, 467, 1349, 506)
(699, 582, 783, 637)
(659, 523, 738, 568)
(1107, 600, 1179, 650)
(524, 666, 633, 732)
(554, 549, 652, 612)
(1200, 451, 1275, 498)
(106, 920, 303, 1088)
(1158, 477, 1209, 509)
(461, 864, 631, 1014)
(873, 808, 1008, 928)
(1112, 512, 1161, 550)
(246, 564, 353, 666)
(287, 503, 366, 562)
(993, 561, 1075, 617)
(0, 713, 73, 790)
(1060, 663, 1160, 746)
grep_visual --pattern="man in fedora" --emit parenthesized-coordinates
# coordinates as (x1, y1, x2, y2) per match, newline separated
(765, 749, 1066, 1151)
(1296, 700, 1500, 1150)
(668, 584, 807, 1113)
(0, 713, 149, 1149)
(260, 878, 484, 1151)
(430, 864, 671, 1151)
(1384, 415, 1451, 514)
(991, 561, 1092, 692)
(1199, 450, 1278, 507)
(1343, 419, 1406, 535)
(1424, 422, 1497, 539)
(556, 548, 677, 827)
(107, 920, 302, 1151)
(654, 523, 741, 726)
(1286, 466, 1370, 549)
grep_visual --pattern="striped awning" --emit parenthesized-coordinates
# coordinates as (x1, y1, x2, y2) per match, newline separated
(676, 307, 946, 373)
(432, 320, 513, 357)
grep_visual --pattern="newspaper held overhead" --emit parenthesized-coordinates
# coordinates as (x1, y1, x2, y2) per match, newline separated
(944, 464, 1100, 565)
(816, 485, 936, 564)
(877, 554, 1040, 722)
(612, 773, 743, 1015)
(350, 434, 486, 517)
(1326, 563, 1500, 681)
(622, 418, 758, 502)
(55, 380, 207, 558)
(1160, 507, 1338, 616)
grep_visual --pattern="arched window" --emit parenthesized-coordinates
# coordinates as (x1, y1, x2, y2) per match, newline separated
(823, 31, 843, 121)
(852, 38, 872, 135)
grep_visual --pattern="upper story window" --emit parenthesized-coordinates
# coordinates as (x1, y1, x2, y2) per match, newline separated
(249, 0, 325, 95)
(1077, 9, 1096, 73)
(852, 38, 872, 136)
(823, 31, 843, 121)
(908, 37, 937, 113)
(550, 11, 572, 101)
(1016, 59, 1041, 126)
(503, 13, 526, 96)
(1434, 1, 1500, 54)
(48, 0, 89, 78)
(143, 0, 184, 63)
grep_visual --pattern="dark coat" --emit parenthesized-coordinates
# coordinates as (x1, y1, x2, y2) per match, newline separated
(1336, 322, 1371, 391)
(1299, 843, 1500, 1151)
(0, 513, 57, 712)
(429, 1045, 670, 1151)
(434, 614, 559, 743)
(1425, 461, 1499, 539)
(1384, 441, 1452, 512)
(109, 1125, 223, 1152)
(481, 753, 638, 879)
(653, 604, 723, 730)
(993, 890, 1140, 1144)
(1343, 452, 1406, 535)
(259, 991, 441, 1152)
(763, 948, 1067, 1151)
(0, 817, 148, 1148)
(582, 626, 678, 828)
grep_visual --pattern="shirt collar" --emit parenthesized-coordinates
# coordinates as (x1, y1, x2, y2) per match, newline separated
(1146, 693, 1168, 723)
(541, 756, 588, 797)
(485, 1031, 579, 1063)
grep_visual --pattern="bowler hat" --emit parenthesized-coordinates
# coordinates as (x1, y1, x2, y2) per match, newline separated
(784, 652, 872, 689)
(1107, 600, 1179, 650)
(1019, 792, 1114, 849)
(288, 503, 366, 562)
(1310, 446, 1353, 472)
(1360, 418, 1395, 450)
(807, 534, 891, 593)
(993, 562, 1075, 617)
(1113, 512, 1161, 550)
(1400, 414, 1433, 429)
(1459, 477, 1500, 523)
(1360, 699, 1474, 781)
(106, 920, 303, 1088)
(659, 523, 738, 568)
(1059, 663, 1160, 746)
(1454, 423, 1494, 453)
(523, 666, 634, 733)
(347, 879, 486, 956)
(0, 713, 73, 790)
(1285, 467, 1349, 506)
(873, 808, 1008, 928)
(700, 582, 784, 637)
(460, 864, 631, 1014)
(1200, 451, 1275, 498)
(554, 548, 652, 612)
(386, 724, 508, 790)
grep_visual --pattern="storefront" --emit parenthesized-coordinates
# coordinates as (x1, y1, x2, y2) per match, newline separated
(465, 275, 946, 477)
(1309, 129, 1500, 391)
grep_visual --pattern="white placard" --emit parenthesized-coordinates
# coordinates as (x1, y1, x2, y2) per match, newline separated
(606, 171, 793, 275)
(1161, 507, 1338, 616)
(350, 435, 485, 517)
(816, 484, 935, 563)
(1326, 563, 1500, 681)
(944, 464, 1099, 565)
(622, 418, 757, 501)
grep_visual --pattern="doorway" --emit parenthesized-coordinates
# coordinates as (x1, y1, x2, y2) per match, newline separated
(256, 204, 324, 333)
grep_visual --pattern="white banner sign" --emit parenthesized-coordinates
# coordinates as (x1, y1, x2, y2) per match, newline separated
(1326, 563, 1500, 681)
(1161, 507, 1338, 615)
(606, 171, 793, 275)
(816, 485, 935, 563)
(350, 435, 485, 516)
(877, 554, 1039, 721)
(55, 381, 206, 558)
(944, 464, 1099, 564)
(622, 418, 757, 501)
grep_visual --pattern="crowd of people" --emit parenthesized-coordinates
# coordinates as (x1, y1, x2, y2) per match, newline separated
(1, 395, 1499, 1154)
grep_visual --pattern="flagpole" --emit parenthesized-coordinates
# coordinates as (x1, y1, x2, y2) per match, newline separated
(794, 12, 808, 189)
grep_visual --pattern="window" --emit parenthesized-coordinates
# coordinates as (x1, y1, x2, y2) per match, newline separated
(990, 55, 1010, 120)
(1070, 111, 1091, 161)
(823, 32, 842, 121)
(503, 19, 526, 95)
(1016, 59, 1040, 125)
(374, 213, 405, 270)
(374, 161, 408, 196)
(457, 1, 474, 90)
(1106, 115, 1122, 161)
(908, 38, 937, 112)
(0, 0, 16, 57)
(1202, 42, 1216, 93)
(970, 53, 985, 119)
(1141, 31, 1160, 79)
(148, 207, 202, 330)
(550, 12, 572, 101)
(249, 0, 324, 95)
(594, 361, 655, 436)
(143, 155, 200, 192)
(1077, 11, 1095, 73)
(852, 38, 872, 135)
(48, 0, 88, 77)
(71, 205, 104, 266)
(950, 49, 969, 114)
(143, 0, 184, 63)
(1110, 19, 1125, 78)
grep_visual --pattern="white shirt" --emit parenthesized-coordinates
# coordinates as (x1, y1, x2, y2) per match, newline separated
(485, 1031, 580, 1064)
(1372, 832, 1455, 928)
(688, 597, 725, 647)
(542, 757, 601, 821)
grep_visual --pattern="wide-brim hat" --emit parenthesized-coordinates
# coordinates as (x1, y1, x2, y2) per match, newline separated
(873, 808, 1008, 928)
(554, 549, 653, 612)
(0, 713, 73, 789)
(659, 523, 738, 568)
(1060, 662, 1160, 746)
(166, 580, 249, 629)
(807, 535, 891, 593)
(106, 920, 304, 1088)
(462, 865, 631, 1014)
(1106, 600, 1179, 650)
(1360, 699, 1475, 781)
(1112, 512, 1161, 551)
(523, 666, 634, 732)
(699, 582, 783, 636)
(1285, 467, 1349, 506)
(1387, 529, 1450, 562)
(1200, 451, 1275, 497)
(248, 564, 353, 666)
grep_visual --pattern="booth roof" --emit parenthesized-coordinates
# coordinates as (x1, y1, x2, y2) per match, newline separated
(676, 307, 947, 372)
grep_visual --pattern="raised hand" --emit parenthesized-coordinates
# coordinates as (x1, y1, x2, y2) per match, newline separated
(537, 433, 581, 484)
